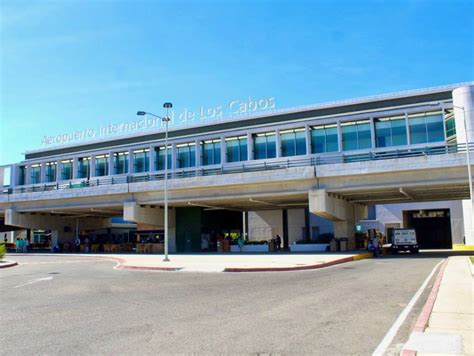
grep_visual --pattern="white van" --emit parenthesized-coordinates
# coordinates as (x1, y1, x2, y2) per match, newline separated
(391, 229, 419, 254)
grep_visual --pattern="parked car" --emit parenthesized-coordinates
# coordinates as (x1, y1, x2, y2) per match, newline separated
(391, 229, 419, 254)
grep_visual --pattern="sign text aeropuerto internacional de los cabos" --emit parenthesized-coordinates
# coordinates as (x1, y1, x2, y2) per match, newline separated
(41, 97, 276, 147)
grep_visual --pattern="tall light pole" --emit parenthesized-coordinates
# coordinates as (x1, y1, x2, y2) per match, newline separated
(137, 102, 173, 262)
(453, 105, 473, 241)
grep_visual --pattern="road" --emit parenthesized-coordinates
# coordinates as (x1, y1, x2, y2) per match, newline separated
(0, 253, 447, 355)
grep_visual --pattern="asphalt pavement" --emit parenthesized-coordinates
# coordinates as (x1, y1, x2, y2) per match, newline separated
(0, 253, 447, 355)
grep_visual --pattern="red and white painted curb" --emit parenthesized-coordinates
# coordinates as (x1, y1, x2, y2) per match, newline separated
(399, 258, 448, 356)
(0, 260, 19, 269)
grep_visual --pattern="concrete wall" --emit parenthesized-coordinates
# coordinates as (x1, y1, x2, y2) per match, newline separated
(287, 208, 305, 244)
(248, 210, 283, 241)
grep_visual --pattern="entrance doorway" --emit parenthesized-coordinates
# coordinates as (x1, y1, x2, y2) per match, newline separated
(403, 209, 452, 249)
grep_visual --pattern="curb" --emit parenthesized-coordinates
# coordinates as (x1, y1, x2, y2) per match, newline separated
(7, 252, 373, 273)
(0, 260, 19, 269)
(399, 258, 449, 356)
(223, 252, 373, 272)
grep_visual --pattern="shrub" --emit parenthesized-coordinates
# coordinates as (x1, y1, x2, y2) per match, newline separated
(0, 243, 6, 260)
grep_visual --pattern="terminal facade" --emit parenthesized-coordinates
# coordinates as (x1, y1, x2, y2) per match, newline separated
(1, 83, 473, 251)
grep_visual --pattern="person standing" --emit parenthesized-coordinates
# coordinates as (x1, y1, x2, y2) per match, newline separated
(372, 236, 379, 258)
(15, 238, 21, 253)
(23, 238, 29, 253)
(275, 235, 282, 251)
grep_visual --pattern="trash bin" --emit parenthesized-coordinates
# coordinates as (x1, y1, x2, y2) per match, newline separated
(339, 237, 349, 252)
(222, 239, 230, 252)
(330, 239, 338, 252)
(217, 240, 223, 253)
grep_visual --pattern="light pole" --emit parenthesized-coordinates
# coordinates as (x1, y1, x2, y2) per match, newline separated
(453, 105, 474, 241)
(137, 102, 173, 262)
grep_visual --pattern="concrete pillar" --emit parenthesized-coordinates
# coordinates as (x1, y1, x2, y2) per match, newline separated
(149, 146, 155, 172)
(108, 152, 114, 176)
(337, 121, 343, 152)
(452, 84, 474, 245)
(305, 125, 312, 155)
(128, 149, 133, 174)
(123, 202, 164, 227)
(275, 130, 281, 158)
(287, 208, 305, 245)
(195, 140, 201, 167)
(40, 162, 47, 183)
(369, 116, 376, 148)
(90, 155, 96, 178)
(25, 165, 31, 185)
(247, 133, 253, 160)
(10, 164, 17, 187)
(56, 160, 62, 182)
(309, 189, 367, 249)
(72, 157, 78, 179)
(220, 137, 226, 164)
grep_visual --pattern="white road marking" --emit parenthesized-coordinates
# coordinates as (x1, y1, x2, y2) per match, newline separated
(13, 276, 54, 288)
(372, 259, 444, 356)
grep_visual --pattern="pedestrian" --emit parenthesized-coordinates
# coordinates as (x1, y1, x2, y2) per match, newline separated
(275, 235, 282, 251)
(237, 235, 245, 252)
(3, 233, 7, 243)
(74, 236, 81, 253)
(23, 238, 29, 253)
(372, 236, 379, 258)
(15, 238, 21, 253)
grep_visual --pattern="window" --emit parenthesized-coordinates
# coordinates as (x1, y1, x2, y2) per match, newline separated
(375, 116, 407, 148)
(45, 162, 57, 182)
(201, 139, 221, 166)
(367, 205, 377, 220)
(77, 157, 90, 179)
(311, 124, 338, 153)
(409, 111, 444, 144)
(31, 164, 41, 184)
(176, 142, 196, 168)
(95, 154, 109, 176)
(225, 136, 248, 162)
(444, 109, 456, 139)
(281, 128, 306, 157)
(154, 146, 172, 171)
(113, 152, 128, 174)
(61, 159, 73, 180)
(341, 120, 371, 151)
(253, 132, 276, 159)
(133, 149, 149, 173)
(18, 166, 26, 185)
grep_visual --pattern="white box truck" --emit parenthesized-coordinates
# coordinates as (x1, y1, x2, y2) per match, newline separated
(391, 229, 419, 254)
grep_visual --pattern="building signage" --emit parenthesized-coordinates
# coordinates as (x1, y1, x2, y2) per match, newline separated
(41, 96, 276, 147)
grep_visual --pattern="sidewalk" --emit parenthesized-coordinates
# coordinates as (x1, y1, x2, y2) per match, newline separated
(7, 252, 372, 272)
(403, 256, 473, 355)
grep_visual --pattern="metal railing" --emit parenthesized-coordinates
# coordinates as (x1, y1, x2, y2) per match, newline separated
(3, 142, 472, 195)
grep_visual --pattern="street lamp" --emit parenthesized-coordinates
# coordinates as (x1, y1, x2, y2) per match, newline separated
(453, 105, 474, 241)
(137, 102, 173, 262)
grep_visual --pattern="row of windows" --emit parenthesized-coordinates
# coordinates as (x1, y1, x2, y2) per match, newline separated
(17, 111, 449, 185)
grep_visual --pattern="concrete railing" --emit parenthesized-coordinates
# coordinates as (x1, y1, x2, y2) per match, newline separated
(3, 142, 473, 195)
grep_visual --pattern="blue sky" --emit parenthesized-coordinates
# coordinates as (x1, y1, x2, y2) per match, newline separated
(1, 0, 473, 166)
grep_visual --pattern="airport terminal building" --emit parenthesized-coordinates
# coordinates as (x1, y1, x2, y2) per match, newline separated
(1, 83, 473, 252)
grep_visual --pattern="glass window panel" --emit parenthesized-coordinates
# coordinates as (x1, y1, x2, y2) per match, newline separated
(61, 160, 73, 180)
(325, 127, 338, 152)
(342, 124, 358, 151)
(31, 166, 41, 184)
(266, 134, 276, 158)
(77, 157, 90, 179)
(375, 120, 391, 147)
(391, 119, 408, 146)
(177, 144, 195, 168)
(133, 151, 149, 173)
(311, 128, 326, 154)
(19, 166, 26, 185)
(240, 139, 248, 161)
(155, 147, 172, 171)
(254, 136, 266, 160)
(95, 156, 109, 176)
(409, 117, 428, 144)
(226, 139, 239, 163)
(295, 131, 307, 155)
(113, 153, 128, 174)
(45, 163, 56, 183)
(445, 117, 456, 138)
(281, 132, 295, 157)
(426, 114, 445, 142)
(357, 123, 372, 149)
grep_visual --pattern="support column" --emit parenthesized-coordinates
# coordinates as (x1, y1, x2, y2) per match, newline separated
(72, 157, 78, 179)
(108, 152, 114, 176)
(128, 149, 134, 175)
(309, 189, 367, 250)
(453, 84, 474, 245)
(275, 130, 281, 158)
(247, 133, 253, 160)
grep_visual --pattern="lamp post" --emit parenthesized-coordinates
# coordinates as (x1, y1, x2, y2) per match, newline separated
(453, 105, 474, 241)
(137, 102, 173, 262)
